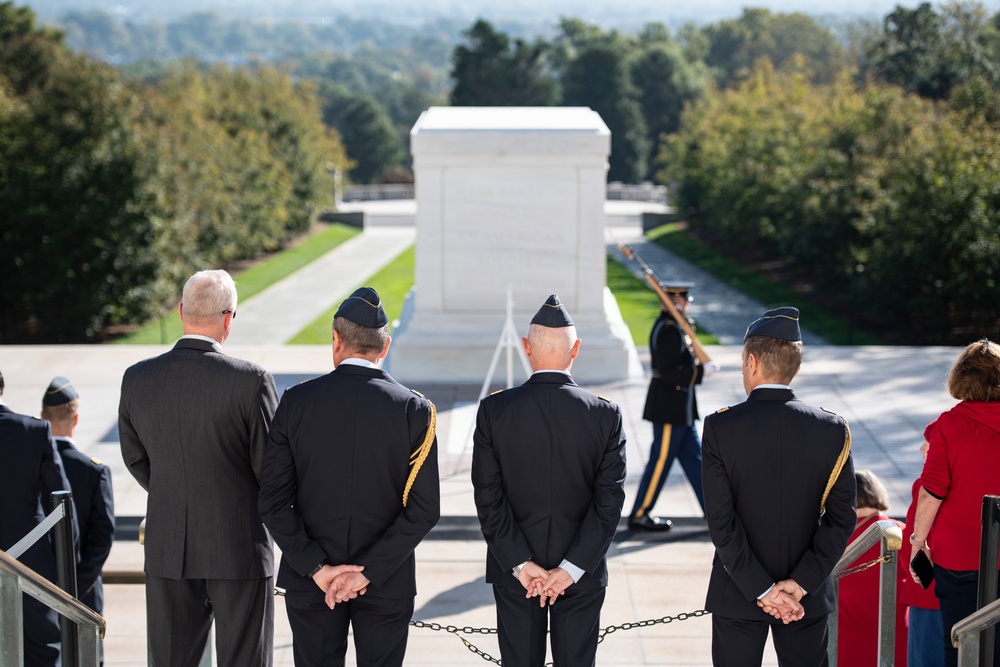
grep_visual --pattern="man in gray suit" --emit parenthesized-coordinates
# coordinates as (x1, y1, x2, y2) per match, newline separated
(119, 270, 279, 667)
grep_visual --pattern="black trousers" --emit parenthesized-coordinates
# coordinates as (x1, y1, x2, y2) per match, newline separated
(23, 593, 61, 667)
(712, 613, 830, 666)
(493, 584, 605, 667)
(284, 589, 413, 667)
(145, 574, 274, 667)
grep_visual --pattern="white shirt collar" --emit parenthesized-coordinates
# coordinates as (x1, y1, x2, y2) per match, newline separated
(181, 334, 221, 345)
(339, 358, 378, 369)
(755, 383, 791, 390)
(530, 369, 571, 377)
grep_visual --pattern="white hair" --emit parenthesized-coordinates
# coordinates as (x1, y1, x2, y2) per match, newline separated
(181, 270, 237, 325)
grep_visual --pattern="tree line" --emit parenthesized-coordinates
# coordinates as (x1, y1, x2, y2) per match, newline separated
(0, 2, 349, 342)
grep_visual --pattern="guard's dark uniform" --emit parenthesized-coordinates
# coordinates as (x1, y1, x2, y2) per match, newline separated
(53, 437, 114, 614)
(259, 288, 440, 667)
(702, 308, 855, 666)
(472, 295, 627, 667)
(0, 404, 72, 667)
(629, 309, 706, 523)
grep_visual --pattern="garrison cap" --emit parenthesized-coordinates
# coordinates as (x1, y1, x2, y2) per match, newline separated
(530, 294, 574, 328)
(334, 287, 388, 328)
(43, 376, 79, 406)
(744, 306, 802, 342)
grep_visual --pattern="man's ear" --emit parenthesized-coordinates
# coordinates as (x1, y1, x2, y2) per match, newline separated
(569, 338, 581, 360)
(521, 336, 531, 357)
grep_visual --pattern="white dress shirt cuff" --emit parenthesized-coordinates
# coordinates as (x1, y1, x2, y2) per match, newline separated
(559, 560, 585, 583)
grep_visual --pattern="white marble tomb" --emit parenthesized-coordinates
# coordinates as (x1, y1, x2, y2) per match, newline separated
(385, 106, 637, 384)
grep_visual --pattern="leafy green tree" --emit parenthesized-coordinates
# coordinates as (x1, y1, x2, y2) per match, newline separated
(866, 1, 1000, 100)
(450, 19, 555, 106)
(699, 8, 845, 86)
(0, 19, 163, 341)
(631, 40, 708, 178)
(562, 41, 648, 182)
(335, 94, 404, 183)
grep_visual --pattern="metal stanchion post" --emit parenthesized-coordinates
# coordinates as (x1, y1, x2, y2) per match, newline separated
(978, 495, 1000, 666)
(52, 491, 78, 667)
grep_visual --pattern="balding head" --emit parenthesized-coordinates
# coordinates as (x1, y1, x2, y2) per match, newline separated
(523, 324, 581, 373)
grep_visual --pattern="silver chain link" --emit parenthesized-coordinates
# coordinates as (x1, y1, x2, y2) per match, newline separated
(410, 608, 710, 664)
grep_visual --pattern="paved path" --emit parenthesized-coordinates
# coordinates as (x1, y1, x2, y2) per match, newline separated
(225, 226, 414, 345)
(606, 226, 825, 345)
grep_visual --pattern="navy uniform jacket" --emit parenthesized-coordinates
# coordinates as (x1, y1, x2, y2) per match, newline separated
(642, 312, 705, 426)
(0, 405, 72, 580)
(119, 338, 278, 580)
(55, 437, 114, 612)
(259, 364, 440, 597)
(472, 372, 627, 589)
(702, 387, 856, 620)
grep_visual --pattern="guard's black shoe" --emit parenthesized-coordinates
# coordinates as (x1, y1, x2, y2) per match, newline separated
(628, 515, 673, 532)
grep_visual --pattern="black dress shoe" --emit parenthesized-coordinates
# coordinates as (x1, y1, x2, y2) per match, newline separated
(628, 515, 673, 532)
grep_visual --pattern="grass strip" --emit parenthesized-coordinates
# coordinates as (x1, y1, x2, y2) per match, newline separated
(115, 223, 360, 344)
(646, 224, 882, 345)
(607, 256, 718, 347)
(287, 245, 415, 345)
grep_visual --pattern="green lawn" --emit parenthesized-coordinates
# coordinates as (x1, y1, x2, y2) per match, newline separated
(607, 257, 718, 347)
(647, 224, 882, 345)
(115, 223, 360, 344)
(287, 245, 415, 345)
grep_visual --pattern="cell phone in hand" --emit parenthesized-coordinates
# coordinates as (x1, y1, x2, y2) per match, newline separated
(911, 549, 935, 589)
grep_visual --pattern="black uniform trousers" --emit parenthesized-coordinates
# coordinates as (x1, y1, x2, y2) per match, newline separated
(146, 574, 274, 667)
(284, 590, 413, 667)
(493, 585, 605, 667)
(712, 614, 829, 667)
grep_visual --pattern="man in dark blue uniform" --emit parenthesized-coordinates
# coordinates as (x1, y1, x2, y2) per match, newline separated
(0, 368, 72, 667)
(702, 307, 856, 665)
(472, 295, 627, 667)
(41, 377, 115, 665)
(259, 287, 440, 667)
(628, 282, 717, 531)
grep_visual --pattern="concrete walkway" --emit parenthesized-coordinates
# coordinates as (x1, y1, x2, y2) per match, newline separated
(225, 226, 414, 345)
(606, 226, 825, 345)
(0, 215, 963, 665)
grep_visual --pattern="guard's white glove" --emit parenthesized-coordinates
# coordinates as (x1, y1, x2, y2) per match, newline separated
(703, 362, 720, 378)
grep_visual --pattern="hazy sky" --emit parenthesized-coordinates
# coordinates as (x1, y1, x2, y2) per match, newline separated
(23, 0, 1000, 27)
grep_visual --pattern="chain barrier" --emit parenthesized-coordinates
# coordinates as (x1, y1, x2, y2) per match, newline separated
(410, 608, 710, 664)
(836, 553, 892, 579)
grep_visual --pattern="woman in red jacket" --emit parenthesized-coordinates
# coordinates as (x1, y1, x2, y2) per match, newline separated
(910, 339, 1000, 667)
(837, 469, 907, 666)
(900, 439, 943, 667)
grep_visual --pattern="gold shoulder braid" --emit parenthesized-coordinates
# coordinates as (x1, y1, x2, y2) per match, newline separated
(820, 416, 852, 515)
(403, 398, 437, 507)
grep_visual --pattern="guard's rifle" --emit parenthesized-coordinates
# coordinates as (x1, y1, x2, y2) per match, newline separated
(617, 240, 713, 365)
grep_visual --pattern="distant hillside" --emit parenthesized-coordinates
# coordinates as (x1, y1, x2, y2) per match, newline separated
(19, 0, 970, 28)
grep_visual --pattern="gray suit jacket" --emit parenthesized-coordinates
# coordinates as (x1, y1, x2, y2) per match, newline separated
(119, 337, 278, 579)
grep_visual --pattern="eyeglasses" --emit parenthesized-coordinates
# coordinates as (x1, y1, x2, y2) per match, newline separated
(222, 309, 236, 319)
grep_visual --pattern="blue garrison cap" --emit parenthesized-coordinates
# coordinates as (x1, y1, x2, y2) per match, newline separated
(43, 376, 79, 406)
(744, 307, 802, 342)
(334, 287, 388, 328)
(530, 294, 575, 328)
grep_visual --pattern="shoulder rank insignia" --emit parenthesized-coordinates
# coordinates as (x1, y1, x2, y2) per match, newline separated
(820, 406, 839, 416)
(490, 389, 504, 396)
(715, 406, 730, 414)
(90, 457, 103, 465)
(410, 388, 425, 398)
(598, 395, 610, 402)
